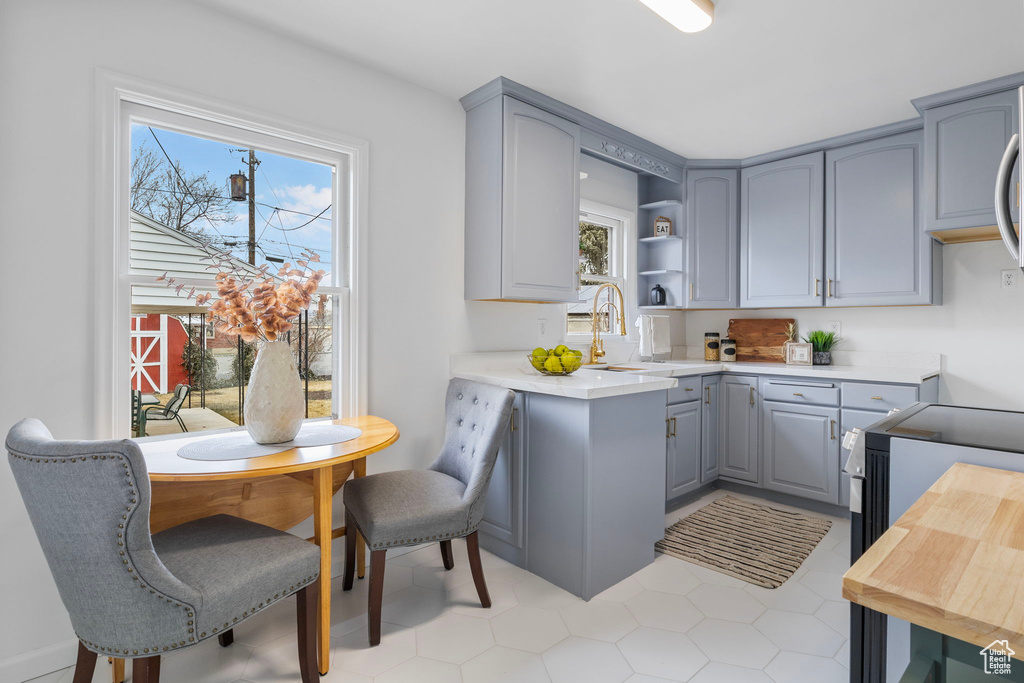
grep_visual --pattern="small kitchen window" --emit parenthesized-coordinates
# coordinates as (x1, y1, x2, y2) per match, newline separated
(567, 202, 633, 337)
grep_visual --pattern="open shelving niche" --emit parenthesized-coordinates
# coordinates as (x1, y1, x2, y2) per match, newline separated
(637, 174, 686, 309)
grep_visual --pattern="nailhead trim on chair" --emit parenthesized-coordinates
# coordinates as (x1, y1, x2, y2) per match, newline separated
(371, 525, 478, 549)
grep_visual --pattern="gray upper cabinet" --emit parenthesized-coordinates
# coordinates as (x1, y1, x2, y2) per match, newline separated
(465, 96, 581, 302)
(923, 89, 1019, 238)
(740, 152, 825, 308)
(825, 130, 938, 306)
(762, 400, 840, 504)
(719, 375, 759, 483)
(700, 375, 721, 482)
(686, 169, 739, 308)
(666, 400, 701, 500)
(481, 392, 525, 552)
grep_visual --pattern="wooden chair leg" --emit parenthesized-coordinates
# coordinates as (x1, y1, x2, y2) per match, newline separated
(343, 510, 357, 591)
(72, 642, 97, 683)
(466, 531, 491, 608)
(217, 629, 234, 647)
(440, 539, 454, 570)
(368, 549, 387, 646)
(297, 583, 320, 683)
(111, 657, 124, 683)
(132, 655, 161, 683)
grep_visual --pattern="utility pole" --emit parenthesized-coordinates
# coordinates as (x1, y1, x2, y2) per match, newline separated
(247, 149, 257, 265)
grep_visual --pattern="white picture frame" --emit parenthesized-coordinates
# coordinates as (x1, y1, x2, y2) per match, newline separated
(785, 341, 813, 365)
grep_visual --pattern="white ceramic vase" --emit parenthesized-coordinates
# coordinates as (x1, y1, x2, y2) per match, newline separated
(244, 340, 305, 444)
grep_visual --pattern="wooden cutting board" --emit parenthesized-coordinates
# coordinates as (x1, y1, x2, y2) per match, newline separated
(727, 318, 794, 363)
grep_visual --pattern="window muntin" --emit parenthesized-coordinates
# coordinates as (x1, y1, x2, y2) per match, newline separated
(568, 215, 627, 337)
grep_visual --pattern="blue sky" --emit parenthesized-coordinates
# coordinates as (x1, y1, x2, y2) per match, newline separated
(131, 124, 333, 271)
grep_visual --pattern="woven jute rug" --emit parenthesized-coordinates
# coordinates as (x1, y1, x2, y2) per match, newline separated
(655, 496, 832, 588)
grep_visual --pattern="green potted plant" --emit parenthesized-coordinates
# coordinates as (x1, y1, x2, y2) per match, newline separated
(803, 330, 840, 365)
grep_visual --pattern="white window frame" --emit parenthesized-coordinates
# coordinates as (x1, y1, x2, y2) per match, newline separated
(567, 200, 637, 340)
(95, 71, 369, 438)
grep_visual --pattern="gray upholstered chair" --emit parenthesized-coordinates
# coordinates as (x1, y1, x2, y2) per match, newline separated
(6, 419, 321, 683)
(343, 378, 515, 645)
(143, 384, 190, 433)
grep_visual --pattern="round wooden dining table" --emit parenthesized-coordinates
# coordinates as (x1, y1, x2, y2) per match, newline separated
(112, 415, 400, 679)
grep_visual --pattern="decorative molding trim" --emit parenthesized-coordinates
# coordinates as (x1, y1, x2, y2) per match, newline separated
(911, 71, 1024, 113)
(461, 76, 688, 179)
(581, 131, 683, 182)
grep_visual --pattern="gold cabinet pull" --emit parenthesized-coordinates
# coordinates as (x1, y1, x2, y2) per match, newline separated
(705, 386, 711, 405)
(689, 283, 695, 300)
(814, 278, 820, 296)
(511, 406, 518, 431)
(685, 387, 694, 391)
(827, 278, 834, 297)
(750, 386, 755, 405)
(666, 417, 671, 439)
(671, 417, 677, 437)
(870, 396, 883, 400)
(793, 392, 804, 397)
(830, 419, 836, 440)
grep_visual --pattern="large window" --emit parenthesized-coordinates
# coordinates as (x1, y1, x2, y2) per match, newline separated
(567, 202, 634, 337)
(99, 80, 366, 439)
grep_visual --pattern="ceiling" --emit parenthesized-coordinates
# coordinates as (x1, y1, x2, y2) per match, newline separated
(198, 0, 1024, 159)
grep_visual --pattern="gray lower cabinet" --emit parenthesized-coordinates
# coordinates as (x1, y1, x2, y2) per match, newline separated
(923, 88, 1019, 236)
(719, 375, 759, 483)
(700, 375, 721, 482)
(686, 169, 739, 308)
(480, 392, 525, 563)
(763, 400, 840, 504)
(825, 129, 939, 306)
(740, 151, 825, 308)
(464, 95, 581, 302)
(666, 400, 701, 499)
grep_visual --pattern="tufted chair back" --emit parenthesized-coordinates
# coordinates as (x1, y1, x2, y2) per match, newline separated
(6, 419, 202, 657)
(428, 379, 515, 527)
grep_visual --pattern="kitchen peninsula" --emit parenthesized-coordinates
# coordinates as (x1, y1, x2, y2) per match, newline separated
(454, 352, 939, 600)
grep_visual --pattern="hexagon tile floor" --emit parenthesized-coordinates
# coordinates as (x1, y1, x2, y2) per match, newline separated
(28, 490, 850, 683)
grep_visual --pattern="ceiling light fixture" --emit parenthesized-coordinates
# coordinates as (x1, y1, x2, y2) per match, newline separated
(636, 0, 714, 33)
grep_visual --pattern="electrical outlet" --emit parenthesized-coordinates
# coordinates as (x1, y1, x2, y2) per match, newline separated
(538, 318, 548, 337)
(1002, 269, 1018, 289)
(827, 321, 842, 337)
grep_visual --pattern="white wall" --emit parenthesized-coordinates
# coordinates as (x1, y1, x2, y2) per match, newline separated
(685, 241, 1024, 410)
(0, 0, 564, 677)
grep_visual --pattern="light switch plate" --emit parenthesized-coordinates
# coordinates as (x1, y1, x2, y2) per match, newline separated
(827, 321, 842, 337)
(538, 318, 548, 337)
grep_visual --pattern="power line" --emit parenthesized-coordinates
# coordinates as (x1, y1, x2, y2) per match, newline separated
(134, 184, 331, 222)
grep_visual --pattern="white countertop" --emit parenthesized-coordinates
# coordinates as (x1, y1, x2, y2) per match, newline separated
(450, 353, 939, 399)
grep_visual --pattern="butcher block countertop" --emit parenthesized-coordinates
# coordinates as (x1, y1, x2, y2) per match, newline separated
(843, 463, 1024, 659)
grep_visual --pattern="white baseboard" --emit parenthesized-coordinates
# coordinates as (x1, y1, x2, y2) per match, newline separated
(3, 637, 78, 683)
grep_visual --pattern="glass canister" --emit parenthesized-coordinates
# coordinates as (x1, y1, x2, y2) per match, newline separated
(704, 333, 720, 361)
(721, 338, 737, 362)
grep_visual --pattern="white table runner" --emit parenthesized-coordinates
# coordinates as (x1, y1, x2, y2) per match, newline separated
(176, 423, 363, 461)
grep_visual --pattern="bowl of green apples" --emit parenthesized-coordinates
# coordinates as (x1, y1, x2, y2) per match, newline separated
(528, 345, 584, 376)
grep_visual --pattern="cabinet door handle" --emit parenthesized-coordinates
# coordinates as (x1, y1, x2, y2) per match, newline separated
(671, 417, 677, 437)
(792, 392, 804, 397)
(690, 283, 695, 300)
(511, 407, 518, 431)
(814, 278, 820, 296)
(830, 419, 836, 440)
(870, 396, 883, 400)
(666, 417, 671, 439)
(750, 386, 755, 405)
(827, 278, 834, 298)
(685, 387, 694, 392)
(705, 386, 711, 405)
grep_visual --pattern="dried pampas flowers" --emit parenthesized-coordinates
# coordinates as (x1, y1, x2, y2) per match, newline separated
(158, 247, 326, 343)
